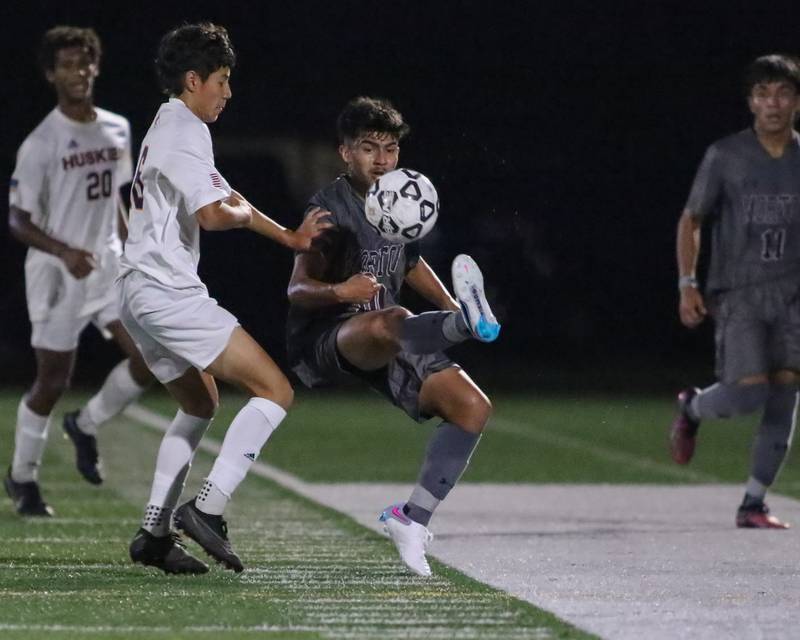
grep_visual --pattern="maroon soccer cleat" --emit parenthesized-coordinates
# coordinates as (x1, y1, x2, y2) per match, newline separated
(736, 502, 790, 529)
(669, 388, 700, 464)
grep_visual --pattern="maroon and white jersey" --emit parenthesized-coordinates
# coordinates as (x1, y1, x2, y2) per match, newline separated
(121, 99, 230, 290)
(10, 106, 133, 272)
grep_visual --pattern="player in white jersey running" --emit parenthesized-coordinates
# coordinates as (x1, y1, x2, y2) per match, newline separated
(5, 26, 154, 517)
(120, 23, 330, 575)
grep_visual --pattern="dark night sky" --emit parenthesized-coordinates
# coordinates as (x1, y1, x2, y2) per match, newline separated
(2, 1, 798, 388)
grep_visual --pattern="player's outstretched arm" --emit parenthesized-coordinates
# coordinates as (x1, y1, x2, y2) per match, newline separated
(287, 252, 379, 309)
(248, 204, 332, 251)
(676, 209, 707, 328)
(8, 205, 96, 278)
(405, 258, 460, 312)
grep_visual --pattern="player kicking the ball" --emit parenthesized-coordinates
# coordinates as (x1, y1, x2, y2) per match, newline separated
(286, 96, 501, 576)
(5, 26, 154, 516)
(120, 23, 329, 574)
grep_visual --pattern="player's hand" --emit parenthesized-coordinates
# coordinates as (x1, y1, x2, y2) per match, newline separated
(679, 287, 707, 328)
(334, 272, 379, 303)
(291, 207, 333, 252)
(59, 247, 97, 279)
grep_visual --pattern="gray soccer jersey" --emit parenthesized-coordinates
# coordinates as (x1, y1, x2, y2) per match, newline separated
(287, 175, 420, 338)
(686, 128, 800, 293)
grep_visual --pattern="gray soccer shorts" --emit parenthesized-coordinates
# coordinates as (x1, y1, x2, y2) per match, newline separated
(710, 280, 800, 383)
(289, 315, 458, 422)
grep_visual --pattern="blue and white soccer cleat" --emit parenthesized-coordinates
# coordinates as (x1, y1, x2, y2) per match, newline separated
(379, 503, 434, 577)
(451, 254, 501, 342)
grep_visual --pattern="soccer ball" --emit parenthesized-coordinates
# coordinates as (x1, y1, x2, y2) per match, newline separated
(365, 168, 439, 243)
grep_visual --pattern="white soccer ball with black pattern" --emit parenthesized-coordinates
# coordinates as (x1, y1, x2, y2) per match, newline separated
(365, 168, 439, 243)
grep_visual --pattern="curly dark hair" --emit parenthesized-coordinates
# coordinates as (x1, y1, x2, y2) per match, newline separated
(336, 96, 410, 143)
(39, 26, 101, 73)
(743, 54, 800, 96)
(156, 22, 236, 96)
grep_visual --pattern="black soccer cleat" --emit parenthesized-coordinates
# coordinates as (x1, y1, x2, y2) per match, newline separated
(174, 499, 244, 573)
(129, 528, 209, 575)
(62, 410, 104, 485)
(4, 468, 54, 517)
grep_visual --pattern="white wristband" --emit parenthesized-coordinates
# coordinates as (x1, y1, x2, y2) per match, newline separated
(678, 275, 698, 291)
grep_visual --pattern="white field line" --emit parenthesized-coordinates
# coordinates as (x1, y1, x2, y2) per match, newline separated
(490, 415, 718, 482)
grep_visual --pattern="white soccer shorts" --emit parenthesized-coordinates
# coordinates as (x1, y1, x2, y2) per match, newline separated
(26, 256, 121, 351)
(118, 271, 239, 383)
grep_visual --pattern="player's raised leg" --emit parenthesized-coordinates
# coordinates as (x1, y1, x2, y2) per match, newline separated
(63, 320, 154, 485)
(173, 327, 292, 573)
(381, 367, 491, 576)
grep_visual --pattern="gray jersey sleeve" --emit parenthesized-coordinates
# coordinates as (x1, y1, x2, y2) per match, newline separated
(685, 145, 722, 219)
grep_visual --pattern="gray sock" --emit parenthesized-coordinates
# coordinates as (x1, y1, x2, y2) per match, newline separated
(692, 382, 769, 420)
(399, 311, 469, 355)
(141, 504, 172, 537)
(748, 384, 797, 488)
(405, 422, 481, 526)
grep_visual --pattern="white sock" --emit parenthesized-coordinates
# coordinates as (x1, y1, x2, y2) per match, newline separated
(203, 398, 286, 509)
(141, 504, 173, 537)
(195, 478, 228, 516)
(11, 399, 51, 483)
(77, 359, 146, 435)
(146, 410, 211, 512)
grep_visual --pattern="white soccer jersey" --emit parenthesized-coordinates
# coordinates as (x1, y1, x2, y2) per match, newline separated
(121, 98, 231, 289)
(10, 106, 133, 271)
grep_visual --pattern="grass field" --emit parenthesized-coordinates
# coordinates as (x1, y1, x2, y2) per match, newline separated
(1, 386, 798, 639)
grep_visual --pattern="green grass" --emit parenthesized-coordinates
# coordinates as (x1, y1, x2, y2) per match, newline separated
(153, 388, 799, 495)
(0, 389, 596, 640)
(2, 385, 798, 639)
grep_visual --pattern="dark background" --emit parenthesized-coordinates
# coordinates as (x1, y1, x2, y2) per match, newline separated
(1, 1, 797, 393)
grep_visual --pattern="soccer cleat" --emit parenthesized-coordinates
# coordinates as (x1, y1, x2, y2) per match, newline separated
(669, 388, 700, 464)
(62, 410, 103, 485)
(4, 468, 54, 517)
(451, 254, 501, 343)
(174, 499, 244, 573)
(736, 502, 790, 529)
(129, 528, 209, 574)
(379, 503, 434, 577)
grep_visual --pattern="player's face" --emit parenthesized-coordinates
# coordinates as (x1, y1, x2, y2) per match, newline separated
(185, 67, 232, 123)
(339, 132, 400, 194)
(748, 80, 800, 135)
(47, 46, 98, 104)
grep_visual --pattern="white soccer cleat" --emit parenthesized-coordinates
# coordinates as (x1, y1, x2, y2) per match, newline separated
(379, 503, 434, 577)
(451, 254, 501, 342)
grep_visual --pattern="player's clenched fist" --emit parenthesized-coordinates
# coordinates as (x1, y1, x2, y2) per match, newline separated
(679, 286, 707, 328)
(333, 272, 379, 304)
(59, 247, 97, 279)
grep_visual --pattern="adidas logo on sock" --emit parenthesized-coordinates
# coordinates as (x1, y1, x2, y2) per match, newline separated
(243, 452, 256, 461)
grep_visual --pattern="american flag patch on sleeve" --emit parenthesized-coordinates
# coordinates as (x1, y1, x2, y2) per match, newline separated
(210, 172, 222, 188)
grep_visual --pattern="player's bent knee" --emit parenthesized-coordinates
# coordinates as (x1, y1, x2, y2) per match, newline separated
(32, 375, 72, 405)
(249, 377, 294, 411)
(182, 397, 218, 420)
(373, 307, 411, 345)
